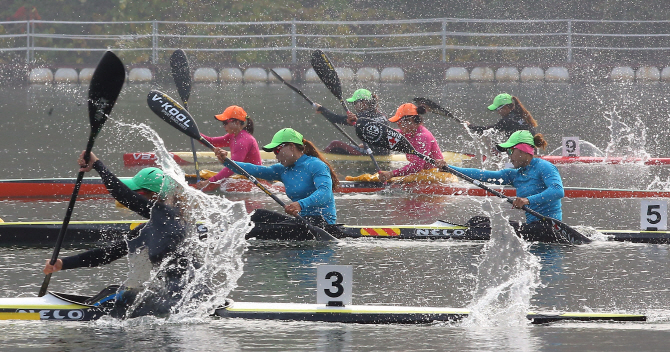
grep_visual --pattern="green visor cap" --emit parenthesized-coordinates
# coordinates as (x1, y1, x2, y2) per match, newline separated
(488, 93, 513, 111)
(121, 167, 166, 193)
(346, 89, 373, 102)
(262, 128, 304, 151)
(496, 130, 535, 152)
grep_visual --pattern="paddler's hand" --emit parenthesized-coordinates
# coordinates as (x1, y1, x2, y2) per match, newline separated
(314, 103, 324, 114)
(378, 171, 393, 183)
(43, 259, 63, 275)
(213, 147, 228, 163)
(284, 202, 302, 216)
(195, 180, 210, 190)
(512, 197, 530, 209)
(78, 151, 98, 172)
(434, 160, 447, 168)
(346, 111, 358, 125)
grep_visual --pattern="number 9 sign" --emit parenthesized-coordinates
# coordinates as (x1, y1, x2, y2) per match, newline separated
(562, 137, 580, 157)
(317, 265, 352, 305)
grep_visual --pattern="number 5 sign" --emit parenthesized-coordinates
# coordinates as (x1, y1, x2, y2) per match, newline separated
(317, 265, 352, 306)
(640, 200, 668, 231)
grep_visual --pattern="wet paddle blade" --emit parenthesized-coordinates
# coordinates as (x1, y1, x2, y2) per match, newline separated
(88, 51, 125, 138)
(310, 49, 343, 100)
(147, 90, 214, 149)
(170, 49, 191, 107)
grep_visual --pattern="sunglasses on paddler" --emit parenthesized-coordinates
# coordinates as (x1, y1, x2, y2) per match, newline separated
(273, 143, 287, 155)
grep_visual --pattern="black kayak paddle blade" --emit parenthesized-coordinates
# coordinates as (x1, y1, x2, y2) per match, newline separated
(88, 51, 125, 138)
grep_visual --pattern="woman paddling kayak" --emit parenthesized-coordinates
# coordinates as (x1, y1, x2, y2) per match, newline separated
(314, 88, 390, 156)
(196, 105, 262, 189)
(377, 103, 445, 183)
(213, 128, 344, 239)
(43, 152, 196, 318)
(465, 93, 538, 139)
(447, 130, 564, 241)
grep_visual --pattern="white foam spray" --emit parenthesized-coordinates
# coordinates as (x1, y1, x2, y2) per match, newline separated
(464, 198, 541, 327)
(107, 121, 250, 323)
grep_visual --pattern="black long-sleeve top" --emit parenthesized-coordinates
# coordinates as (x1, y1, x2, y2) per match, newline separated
(61, 160, 185, 271)
(468, 110, 537, 139)
(317, 106, 391, 155)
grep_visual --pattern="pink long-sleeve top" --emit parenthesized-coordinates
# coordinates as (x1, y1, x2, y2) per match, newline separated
(391, 125, 444, 177)
(201, 130, 262, 182)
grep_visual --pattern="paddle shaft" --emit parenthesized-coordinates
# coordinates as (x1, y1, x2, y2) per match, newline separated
(413, 97, 464, 124)
(38, 137, 94, 297)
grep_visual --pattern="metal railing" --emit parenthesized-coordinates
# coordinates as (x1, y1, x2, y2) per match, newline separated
(1, 18, 670, 65)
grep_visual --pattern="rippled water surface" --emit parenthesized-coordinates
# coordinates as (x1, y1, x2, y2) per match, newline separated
(1, 82, 670, 351)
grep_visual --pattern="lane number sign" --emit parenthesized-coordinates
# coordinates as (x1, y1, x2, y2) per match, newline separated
(562, 137, 580, 157)
(317, 265, 352, 306)
(641, 200, 667, 231)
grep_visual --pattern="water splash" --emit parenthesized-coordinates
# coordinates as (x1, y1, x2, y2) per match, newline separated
(107, 121, 250, 322)
(464, 198, 541, 326)
(603, 105, 649, 159)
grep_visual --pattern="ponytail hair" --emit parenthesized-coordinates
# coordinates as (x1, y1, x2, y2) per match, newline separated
(243, 117, 254, 135)
(296, 139, 340, 189)
(533, 133, 548, 150)
(511, 96, 538, 128)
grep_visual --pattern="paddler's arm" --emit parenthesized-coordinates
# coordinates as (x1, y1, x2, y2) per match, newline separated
(79, 151, 152, 218)
(214, 148, 282, 181)
(447, 165, 516, 186)
(43, 239, 129, 274)
(315, 104, 356, 126)
(201, 133, 232, 148)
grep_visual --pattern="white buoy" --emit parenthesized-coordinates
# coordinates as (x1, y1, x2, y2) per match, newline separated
(220, 68, 243, 83)
(520, 67, 544, 82)
(79, 68, 95, 83)
(28, 68, 53, 84)
(243, 68, 267, 83)
(380, 67, 404, 82)
(128, 68, 152, 83)
(335, 67, 355, 81)
(304, 68, 320, 82)
(545, 67, 570, 81)
(636, 66, 660, 81)
(661, 67, 670, 81)
(495, 67, 519, 81)
(356, 67, 380, 82)
(193, 68, 218, 83)
(470, 67, 494, 81)
(610, 67, 635, 81)
(445, 67, 469, 81)
(269, 68, 292, 82)
(54, 68, 78, 83)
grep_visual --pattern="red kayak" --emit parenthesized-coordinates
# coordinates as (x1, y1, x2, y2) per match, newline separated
(3, 177, 670, 200)
(540, 155, 670, 165)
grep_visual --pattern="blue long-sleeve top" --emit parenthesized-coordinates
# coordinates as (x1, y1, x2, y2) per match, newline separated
(224, 154, 337, 224)
(449, 158, 564, 223)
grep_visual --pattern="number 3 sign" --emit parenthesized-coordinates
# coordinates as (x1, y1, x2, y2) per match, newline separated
(317, 265, 353, 306)
(640, 200, 668, 231)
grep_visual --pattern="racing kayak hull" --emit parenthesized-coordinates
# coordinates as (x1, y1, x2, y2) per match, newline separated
(0, 292, 106, 321)
(2, 220, 670, 245)
(4, 177, 670, 200)
(214, 301, 646, 324)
